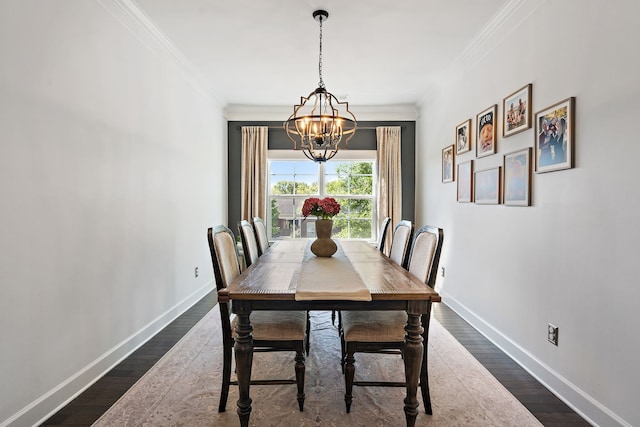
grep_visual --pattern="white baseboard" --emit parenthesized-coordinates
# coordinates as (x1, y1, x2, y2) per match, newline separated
(2, 282, 214, 427)
(440, 291, 630, 427)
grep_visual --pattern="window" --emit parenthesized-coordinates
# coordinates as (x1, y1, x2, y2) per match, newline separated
(268, 155, 376, 240)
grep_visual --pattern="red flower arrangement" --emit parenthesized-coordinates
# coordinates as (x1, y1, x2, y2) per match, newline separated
(302, 197, 341, 220)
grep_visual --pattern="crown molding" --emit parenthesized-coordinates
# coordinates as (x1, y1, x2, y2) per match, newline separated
(98, 0, 537, 117)
(225, 104, 418, 122)
(96, 0, 224, 106)
(454, 0, 531, 67)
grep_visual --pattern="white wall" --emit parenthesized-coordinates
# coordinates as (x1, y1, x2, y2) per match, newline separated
(416, 1, 640, 426)
(0, 1, 226, 425)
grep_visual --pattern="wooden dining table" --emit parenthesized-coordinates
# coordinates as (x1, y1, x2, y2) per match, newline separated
(218, 239, 441, 427)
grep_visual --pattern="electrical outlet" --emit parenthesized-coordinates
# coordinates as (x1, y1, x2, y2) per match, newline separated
(547, 324, 558, 346)
(441, 266, 445, 277)
(194, 267, 199, 278)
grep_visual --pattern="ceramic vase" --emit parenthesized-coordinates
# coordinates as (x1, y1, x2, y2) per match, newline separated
(310, 219, 337, 257)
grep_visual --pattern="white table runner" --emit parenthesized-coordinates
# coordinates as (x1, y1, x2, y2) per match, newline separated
(294, 256, 372, 301)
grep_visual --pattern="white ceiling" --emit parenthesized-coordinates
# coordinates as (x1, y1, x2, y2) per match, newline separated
(133, 0, 509, 109)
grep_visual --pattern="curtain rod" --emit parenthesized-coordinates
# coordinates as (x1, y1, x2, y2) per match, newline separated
(234, 125, 406, 131)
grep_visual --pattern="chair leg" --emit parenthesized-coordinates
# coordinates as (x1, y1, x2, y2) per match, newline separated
(420, 350, 432, 414)
(219, 343, 232, 412)
(338, 312, 346, 373)
(331, 310, 336, 325)
(344, 350, 355, 413)
(295, 349, 306, 411)
(305, 311, 311, 355)
(420, 312, 433, 414)
(339, 328, 346, 373)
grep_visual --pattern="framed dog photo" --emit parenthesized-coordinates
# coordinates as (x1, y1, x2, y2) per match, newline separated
(442, 144, 455, 183)
(457, 160, 473, 203)
(535, 97, 575, 173)
(456, 119, 472, 154)
(503, 83, 532, 137)
(474, 167, 501, 205)
(503, 148, 531, 206)
(476, 105, 497, 158)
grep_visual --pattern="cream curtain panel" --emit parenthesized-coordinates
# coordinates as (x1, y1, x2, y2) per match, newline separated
(376, 127, 402, 255)
(241, 126, 268, 222)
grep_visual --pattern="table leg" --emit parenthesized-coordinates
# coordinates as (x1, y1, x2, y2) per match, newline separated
(234, 312, 253, 427)
(403, 312, 424, 427)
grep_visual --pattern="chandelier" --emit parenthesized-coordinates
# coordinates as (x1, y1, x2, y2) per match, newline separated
(284, 10, 357, 163)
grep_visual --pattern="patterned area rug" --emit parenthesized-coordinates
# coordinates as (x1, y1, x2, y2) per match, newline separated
(94, 307, 542, 426)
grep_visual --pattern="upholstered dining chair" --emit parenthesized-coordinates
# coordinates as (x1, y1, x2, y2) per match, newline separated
(252, 216, 270, 256)
(244, 218, 312, 352)
(388, 220, 414, 269)
(208, 225, 308, 412)
(237, 220, 259, 268)
(340, 225, 444, 414)
(376, 216, 392, 255)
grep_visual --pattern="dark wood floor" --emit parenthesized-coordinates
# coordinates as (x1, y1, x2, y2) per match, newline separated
(41, 291, 591, 426)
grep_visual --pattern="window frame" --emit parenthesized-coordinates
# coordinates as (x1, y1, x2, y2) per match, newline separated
(267, 150, 377, 241)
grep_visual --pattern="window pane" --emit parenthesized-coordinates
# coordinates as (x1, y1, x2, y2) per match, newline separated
(301, 217, 316, 238)
(323, 161, 373, 196)
(325, 162, 347, 174)
(332, 218, 348, 238)
(269, 198, 284, 237)
(270, 161, 294, 174)
(270, 197, 295, 237)
(353, 162, 373, 174)
(271, 176, 296, 194)
(349, 199, 373, 217)
(270, 161, 319, 196)
(325, 175, 348, 195)
(350, 219, 372, 239)
(294, 161, 317, 175)
(350, 175, 373, 195)
(295, 176, 319, 195)
(334, 198, 350, 214)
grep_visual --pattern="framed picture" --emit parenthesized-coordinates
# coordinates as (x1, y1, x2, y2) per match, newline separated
(456, 119, 472, 154)
(476, 105, 497, 158)
(503, 83, 532, 137)
(503, 148, 531, 206)
(474, 167, 501, 204)
(457, 160, 473, 202)
(535, 97, 575, 173)
(442, 145, 455, 183)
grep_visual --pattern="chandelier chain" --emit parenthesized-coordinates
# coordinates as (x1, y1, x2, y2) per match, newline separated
(318, 16, 324, 88)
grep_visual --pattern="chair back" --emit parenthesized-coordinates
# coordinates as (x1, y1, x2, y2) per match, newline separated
(407, 225, 444, 288)
(208, 226, 241, 291)
(376, 217, 392, 255)
(238, 220, 259, 268)
(388, 220, 414, 269)
(208, 226, 241, 346)
(252, 217, 270, 256)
